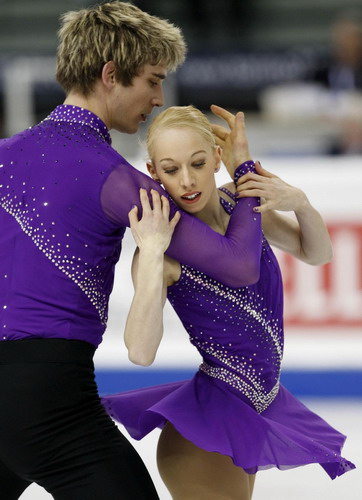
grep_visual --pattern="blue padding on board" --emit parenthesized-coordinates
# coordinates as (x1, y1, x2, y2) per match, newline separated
(280, 370, 362, 397)
(95, 369, 362, 398)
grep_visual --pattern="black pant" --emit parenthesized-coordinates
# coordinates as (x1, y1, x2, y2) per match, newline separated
(0, 339, 159, 499)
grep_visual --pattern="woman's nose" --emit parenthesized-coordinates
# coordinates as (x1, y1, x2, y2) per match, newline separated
(180, 170, 195, 190)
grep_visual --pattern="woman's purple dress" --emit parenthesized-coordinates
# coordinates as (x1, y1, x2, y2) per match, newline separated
(102, 194, 355, 479)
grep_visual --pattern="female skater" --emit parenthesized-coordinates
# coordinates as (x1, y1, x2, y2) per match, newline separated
(102, 105, 355, 499)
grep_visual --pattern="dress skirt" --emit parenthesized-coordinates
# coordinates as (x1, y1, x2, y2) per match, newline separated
(102, 370, 355, 479)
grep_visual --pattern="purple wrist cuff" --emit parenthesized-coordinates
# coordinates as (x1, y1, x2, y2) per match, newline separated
(234, 161, 255, 184)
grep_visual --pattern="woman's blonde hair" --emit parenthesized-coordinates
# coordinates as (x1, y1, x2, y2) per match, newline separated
(147, 105, 215, 160)
(56, 1, 186, 95)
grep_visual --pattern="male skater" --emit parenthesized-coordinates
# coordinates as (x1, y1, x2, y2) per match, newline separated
(0, 2, 254, 498)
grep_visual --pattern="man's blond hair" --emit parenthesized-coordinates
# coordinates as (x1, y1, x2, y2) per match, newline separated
(56, 1, 186, 95)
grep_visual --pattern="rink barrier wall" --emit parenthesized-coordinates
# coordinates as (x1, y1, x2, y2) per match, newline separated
(95, 368, 362, 399)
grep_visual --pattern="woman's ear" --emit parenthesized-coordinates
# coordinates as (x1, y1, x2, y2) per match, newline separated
(214, 145, 222, 173)
(146, 161, 161, 183)
(101, 61, 117, 89)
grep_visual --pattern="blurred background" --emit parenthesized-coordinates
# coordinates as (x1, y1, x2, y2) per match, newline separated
(0, 0, 361, 498)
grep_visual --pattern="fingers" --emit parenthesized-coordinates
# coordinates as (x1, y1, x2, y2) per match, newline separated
(139, 188, 152, 215)
(128, 205, 139, 227)
(136, 189, 179, 231)
(253, 202, 271, 214)
(210, 104, 236, 129)
(255, 160, 274, 178)
(236, 188, 264, 199)
(235, 178, 266, 198)
(234, 111, 246, 137)
(232, 112, 250, 161)
(161, 194, 170, 219)
(154, 191, 172, 224)
(169, 210, 181, 231)
(236, 172, 260, 186)
(210, 123, 229, 141)
(236, 163, 276, 187)
(151, 188, 162, 213)
(213, 136, 225, 149)
(141, 188, 165, 217)
(161, 195, 180, 231)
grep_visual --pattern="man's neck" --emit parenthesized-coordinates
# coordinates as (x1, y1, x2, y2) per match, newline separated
(63, 92, 110, 129)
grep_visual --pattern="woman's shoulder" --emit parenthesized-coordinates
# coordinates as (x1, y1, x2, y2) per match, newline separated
(218, 181, 236, 204)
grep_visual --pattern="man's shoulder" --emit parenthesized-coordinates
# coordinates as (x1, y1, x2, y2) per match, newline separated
(0, 122, 138, 178)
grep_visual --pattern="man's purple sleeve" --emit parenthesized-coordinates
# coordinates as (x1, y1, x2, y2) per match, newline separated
(101, 161, 261, 287)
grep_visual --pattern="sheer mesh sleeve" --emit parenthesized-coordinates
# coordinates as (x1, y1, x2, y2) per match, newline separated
(101, 159, 261, 287)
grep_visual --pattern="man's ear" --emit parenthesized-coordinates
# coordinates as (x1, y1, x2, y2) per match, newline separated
(146, 161, 161, 183)
(101, 61, 117, 89)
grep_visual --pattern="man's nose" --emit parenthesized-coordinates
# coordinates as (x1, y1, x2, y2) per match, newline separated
(151, 85, 164, 107)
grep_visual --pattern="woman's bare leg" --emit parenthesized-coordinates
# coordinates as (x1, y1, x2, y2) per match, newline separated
(157, 422, 255, 500)
(248, 474, 256, 497)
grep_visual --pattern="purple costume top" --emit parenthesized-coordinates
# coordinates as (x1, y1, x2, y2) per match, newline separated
(102, 193, 355, 479)
(0, 105, 259, 346)
(167, 196, 283, 415)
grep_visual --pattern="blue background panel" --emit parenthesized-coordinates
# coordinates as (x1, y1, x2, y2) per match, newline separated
(96, 369, 362, 398)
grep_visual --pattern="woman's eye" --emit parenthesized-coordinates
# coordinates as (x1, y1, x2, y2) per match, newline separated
(164, 168, 177, 174)
(149, 80, 158, 87)
(193, 161, 205, 168)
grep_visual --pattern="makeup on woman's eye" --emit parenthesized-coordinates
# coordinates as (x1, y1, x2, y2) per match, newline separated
(192, 161, 206, 168)
(163, 167, 178, 174)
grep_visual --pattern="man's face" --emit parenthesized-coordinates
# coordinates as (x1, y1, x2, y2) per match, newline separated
(109, 64, 167, 134)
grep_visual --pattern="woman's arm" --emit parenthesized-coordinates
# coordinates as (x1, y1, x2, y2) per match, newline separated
(236, 162, 333, 265)
(101, 109, 262, 288)
(124, 189, 179, 366)
(125, 247, 168, 366)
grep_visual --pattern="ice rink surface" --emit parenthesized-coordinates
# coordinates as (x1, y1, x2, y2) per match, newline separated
(19, 399, 361, 500)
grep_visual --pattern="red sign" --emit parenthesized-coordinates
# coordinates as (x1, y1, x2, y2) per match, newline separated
(276, 223, 362, 327)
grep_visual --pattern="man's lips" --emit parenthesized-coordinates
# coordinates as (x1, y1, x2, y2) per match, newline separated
(141, 109, 153, 122)
(180, 192, 201, 204)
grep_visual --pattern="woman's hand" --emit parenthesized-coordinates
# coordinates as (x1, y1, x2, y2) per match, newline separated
(210, 104, 252, 177)
(236, 162, 333, 265)
(128, 188, 180, 253)
(236, 161, 307, 213)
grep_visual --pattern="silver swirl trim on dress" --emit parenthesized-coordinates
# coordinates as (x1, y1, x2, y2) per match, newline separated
(184, 267, 283, 359)
(199, 361, 279, 413)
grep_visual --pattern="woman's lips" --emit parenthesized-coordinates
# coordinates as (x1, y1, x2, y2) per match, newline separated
(180, 192, 201, 204)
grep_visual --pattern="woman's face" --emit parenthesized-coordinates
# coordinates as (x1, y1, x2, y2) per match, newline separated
(148, 127, 221, 214)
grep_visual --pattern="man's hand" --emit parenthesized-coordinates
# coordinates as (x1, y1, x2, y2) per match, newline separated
(210, 104, 251, 177)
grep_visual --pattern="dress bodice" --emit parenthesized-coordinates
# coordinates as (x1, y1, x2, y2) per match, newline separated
(167, 193, 284, 413)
